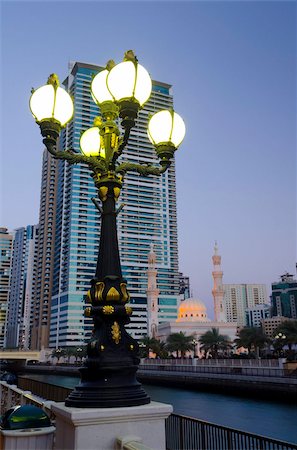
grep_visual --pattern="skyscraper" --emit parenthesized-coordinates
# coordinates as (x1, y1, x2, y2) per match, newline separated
(245, 304, 271, 328)
(271, 272, 297, 319)
(0, 227, 13, 348)
(48, 61, 179, 347)
(31, 151, 58, 350)
(179, 273, 190, 300)
(224, 284, 267, 326)
(5, 225, 39, 348)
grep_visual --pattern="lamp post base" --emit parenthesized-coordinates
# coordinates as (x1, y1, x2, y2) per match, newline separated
(65, 365, 150, 408)
(53, 401, 173, 450)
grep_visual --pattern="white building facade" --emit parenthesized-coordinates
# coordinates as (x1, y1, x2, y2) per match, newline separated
(224, 284, 267, 326)
(245, 304, 271, 328)
(157, 298, 238, 356)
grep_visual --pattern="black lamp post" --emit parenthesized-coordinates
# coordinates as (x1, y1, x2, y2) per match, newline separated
(29, 51, 185, 408)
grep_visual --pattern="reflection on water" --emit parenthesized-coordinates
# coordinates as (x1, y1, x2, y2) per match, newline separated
(23, 374, 297, 443)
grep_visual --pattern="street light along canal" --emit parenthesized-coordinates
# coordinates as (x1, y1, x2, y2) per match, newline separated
(21, 373, 297, 444)
(29, 51, 185, 409)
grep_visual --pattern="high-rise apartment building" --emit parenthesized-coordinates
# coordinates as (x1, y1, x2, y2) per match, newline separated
(5, 225, 39, 348)
(48, 61, 179, 347)
(224, 284, 267, 326)
(245, 304, 271, 328)
(0, 227, 13, 348)
(31, 151, 58, 349)
(271, 272, 297, 319)
(179, 273, 190, 300)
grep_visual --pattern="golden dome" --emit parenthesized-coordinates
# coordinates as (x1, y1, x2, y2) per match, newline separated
(177, 298, 209, 322)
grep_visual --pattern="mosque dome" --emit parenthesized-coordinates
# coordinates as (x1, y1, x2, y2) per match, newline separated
(177, 298, 209, 322)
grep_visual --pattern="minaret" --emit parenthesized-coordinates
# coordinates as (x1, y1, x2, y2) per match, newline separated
(146, 244, 159, 338)
(212, 241, 226, 322)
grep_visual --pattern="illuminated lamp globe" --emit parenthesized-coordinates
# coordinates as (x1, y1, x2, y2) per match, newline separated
(29, 74, 73, 127)
(80, 127, 105, 158)
(107, 61, 152, 118)
(148, 110, 185, 160)
(91, 69, 113, 105)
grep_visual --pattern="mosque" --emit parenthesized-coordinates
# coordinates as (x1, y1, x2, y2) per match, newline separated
(146, 243, 238, 355)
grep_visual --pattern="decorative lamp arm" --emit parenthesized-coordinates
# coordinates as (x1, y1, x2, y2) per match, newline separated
(115, 161, 171, 178)
(43, 138, 107, 172)
(112, 125, 133, 165)
(118, 126, 132, 154)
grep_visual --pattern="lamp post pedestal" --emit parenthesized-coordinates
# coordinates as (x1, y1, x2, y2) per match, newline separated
(52, 401, 173, 450)
(65, 180, 150, 408)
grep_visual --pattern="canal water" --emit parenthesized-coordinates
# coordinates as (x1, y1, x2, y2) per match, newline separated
(23, 374, 297, 444)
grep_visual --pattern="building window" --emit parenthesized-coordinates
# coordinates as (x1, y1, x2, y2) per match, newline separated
(290, 295, 296, 318)
(276, 297, 282, 316)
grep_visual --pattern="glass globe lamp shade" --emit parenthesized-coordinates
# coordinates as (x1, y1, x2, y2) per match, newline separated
(80, 127, 105, 158)
(107, 61, 152, 106)
(30, 84, 73, 127)
(91, 69, 113, 105)
(147, 110, 186, 148)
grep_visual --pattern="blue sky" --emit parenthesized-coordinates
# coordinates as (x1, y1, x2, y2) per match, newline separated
(1, 1, 296, 317)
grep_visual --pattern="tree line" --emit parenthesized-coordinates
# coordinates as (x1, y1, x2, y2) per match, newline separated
(139, 320, 297, 360)
(50, 320, 297, 362)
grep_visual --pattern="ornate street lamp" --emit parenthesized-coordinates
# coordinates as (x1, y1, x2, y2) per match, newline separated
(29, 51, 185, 408)
(273, 332, 287, 358)
(192, 339, 198, 358)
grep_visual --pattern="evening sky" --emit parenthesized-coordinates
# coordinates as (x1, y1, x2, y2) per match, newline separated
(1, 0, 296, 316)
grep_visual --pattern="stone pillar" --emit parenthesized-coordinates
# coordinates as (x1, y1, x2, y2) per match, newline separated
(52, 401, 172, 450)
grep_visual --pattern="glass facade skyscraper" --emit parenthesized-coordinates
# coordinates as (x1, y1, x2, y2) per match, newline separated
(271, 273, 297, 319)
(31, 151, 58, 350)
(5, 225, 39, 349)
(0, 227, 13, 348)
(49, 62, 179, 347)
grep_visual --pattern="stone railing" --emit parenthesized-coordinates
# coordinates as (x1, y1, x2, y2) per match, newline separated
(1, 381, 296, 450)
(0, 381, 153, 450)
(142, 358, 282, 367)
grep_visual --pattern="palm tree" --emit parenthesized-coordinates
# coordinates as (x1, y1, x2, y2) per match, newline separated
(64, 346, 77, 363)
(235, 327, 270, 358)
(75, 346, 86, 362)
(166, 332, 195, 358)
(153, 340, 168, 359)
(199, 328, 231, 358)
(51, 347, 66, 363)
(139, 336, 160, 358)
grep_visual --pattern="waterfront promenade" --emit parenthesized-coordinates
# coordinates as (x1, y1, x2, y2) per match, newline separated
(1, 380, 296, 450)
(138, 358, 297, 401)
(14, 358, 297, 402)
